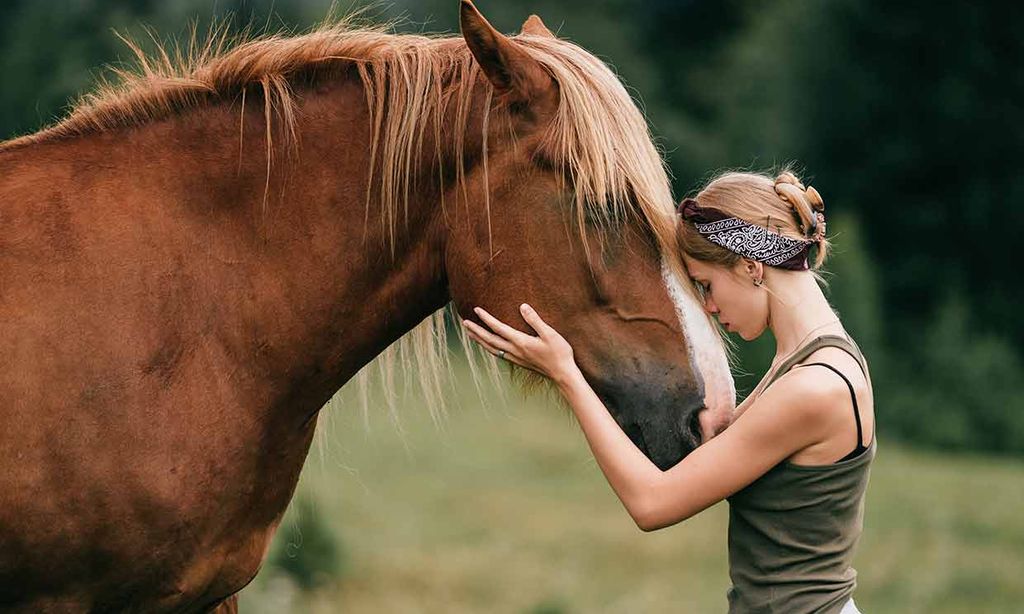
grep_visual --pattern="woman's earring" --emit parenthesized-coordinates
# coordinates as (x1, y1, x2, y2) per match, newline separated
(753, 277, 764, 287)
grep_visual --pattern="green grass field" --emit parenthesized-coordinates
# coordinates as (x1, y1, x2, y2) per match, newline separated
(239, 360, 1024, 613)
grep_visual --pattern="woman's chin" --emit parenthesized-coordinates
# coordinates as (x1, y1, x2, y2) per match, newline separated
(735, 327, 762, 342)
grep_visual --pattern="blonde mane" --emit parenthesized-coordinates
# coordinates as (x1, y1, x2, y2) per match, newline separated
(2, 15, 718, 423)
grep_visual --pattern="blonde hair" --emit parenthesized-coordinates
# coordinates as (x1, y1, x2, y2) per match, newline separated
(679, 168, 830, 274)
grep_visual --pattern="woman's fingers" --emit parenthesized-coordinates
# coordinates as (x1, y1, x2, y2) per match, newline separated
(464, 326, 504, 357)
(464, 324, 526, 366)
(519, 303, 554, 338)
(474, 307, 532, 345)
(463, 319, 513, 353)
(464, 327, 497, 353)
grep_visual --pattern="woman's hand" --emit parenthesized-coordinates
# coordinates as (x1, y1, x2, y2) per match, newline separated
(461, 303, 579, 385)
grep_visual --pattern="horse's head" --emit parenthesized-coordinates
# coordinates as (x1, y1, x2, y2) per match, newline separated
(446, 2, 735, 469)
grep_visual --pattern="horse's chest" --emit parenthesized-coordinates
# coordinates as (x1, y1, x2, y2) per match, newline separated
(0, 411, 315, 612)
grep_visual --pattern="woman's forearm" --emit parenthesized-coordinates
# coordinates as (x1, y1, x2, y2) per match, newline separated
(555, 366, 665, 530)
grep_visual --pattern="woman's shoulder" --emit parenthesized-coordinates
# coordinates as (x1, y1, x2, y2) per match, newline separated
(767, 364, 853, 422)
(727, 367, 852, 466)
(797, 342, 872, 393)
(724, 367, 850, 467)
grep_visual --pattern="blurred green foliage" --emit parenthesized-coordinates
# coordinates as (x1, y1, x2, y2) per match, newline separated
(270, 495, 346, 591)
(2, 0, 1021, 454)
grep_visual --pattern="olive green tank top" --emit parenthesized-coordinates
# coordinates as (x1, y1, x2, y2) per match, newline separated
(726, 335, 876, 614)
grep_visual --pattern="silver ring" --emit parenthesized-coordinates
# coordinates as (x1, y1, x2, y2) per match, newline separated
(497, 350, 506, 359)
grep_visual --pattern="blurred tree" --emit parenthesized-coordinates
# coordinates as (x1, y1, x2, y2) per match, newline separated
(640, 0, 1024, 351)
(0, 0, 331, 140)
(0, 0, 154, 138)
(804, 1, 1024, 351)
(825, 212, 883, 361)
(886, 294, 1024, 454)
(270, 495, 346, 591)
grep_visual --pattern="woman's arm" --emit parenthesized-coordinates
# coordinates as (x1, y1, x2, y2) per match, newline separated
(555, 366, 667, 527)
(552, 356, 834, 531)
(462, 304, 836, 531)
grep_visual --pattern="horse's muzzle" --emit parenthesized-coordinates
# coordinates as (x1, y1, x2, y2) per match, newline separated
(593, 372, 706, 471)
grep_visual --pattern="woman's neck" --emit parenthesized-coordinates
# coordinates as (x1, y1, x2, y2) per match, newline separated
(765, 272, 844, 359)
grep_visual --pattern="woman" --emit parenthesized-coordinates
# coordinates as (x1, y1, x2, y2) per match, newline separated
(462, 170, 874, 614)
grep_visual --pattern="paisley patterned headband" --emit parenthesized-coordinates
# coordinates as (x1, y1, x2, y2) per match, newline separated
(678, 198, 824, 271)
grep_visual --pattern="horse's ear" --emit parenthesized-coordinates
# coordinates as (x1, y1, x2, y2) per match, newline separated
(460, 0, 555, 107)
(521, 15, 555, 38)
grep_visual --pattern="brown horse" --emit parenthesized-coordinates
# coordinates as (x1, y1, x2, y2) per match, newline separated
(0, 3, 734, 611)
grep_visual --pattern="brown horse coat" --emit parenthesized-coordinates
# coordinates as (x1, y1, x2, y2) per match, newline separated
(0, 3, 733, 611)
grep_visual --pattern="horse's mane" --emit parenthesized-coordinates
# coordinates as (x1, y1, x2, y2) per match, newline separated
(2, 15, 720, 424)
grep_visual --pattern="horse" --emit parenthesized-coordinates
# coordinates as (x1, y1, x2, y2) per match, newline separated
(0, 2, 734, 611)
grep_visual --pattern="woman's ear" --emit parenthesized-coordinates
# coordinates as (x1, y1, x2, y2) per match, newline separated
(743, 259, 764, 284)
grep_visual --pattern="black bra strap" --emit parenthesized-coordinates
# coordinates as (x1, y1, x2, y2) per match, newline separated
(794, 362, 866, 450)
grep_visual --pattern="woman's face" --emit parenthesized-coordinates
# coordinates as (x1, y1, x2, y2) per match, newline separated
(682, 255, 768, 341)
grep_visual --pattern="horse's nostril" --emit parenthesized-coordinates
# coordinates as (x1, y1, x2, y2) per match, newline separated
(688, 407, 707, 447)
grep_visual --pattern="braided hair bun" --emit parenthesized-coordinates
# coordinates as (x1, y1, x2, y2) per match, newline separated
(773, 171, 828, 267)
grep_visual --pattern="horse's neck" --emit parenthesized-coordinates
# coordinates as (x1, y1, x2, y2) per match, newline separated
(0, 82, 456, 599)
(217, 82, 453, 413)
(16, 82, 450, 423)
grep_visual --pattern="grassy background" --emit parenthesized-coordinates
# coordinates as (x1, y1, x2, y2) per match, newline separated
(239, 359, 1024, 613)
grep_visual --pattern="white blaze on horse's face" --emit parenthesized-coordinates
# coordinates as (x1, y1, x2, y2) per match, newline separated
(661, 258, 737, 431)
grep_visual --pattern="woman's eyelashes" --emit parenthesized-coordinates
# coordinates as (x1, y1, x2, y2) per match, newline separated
(694, 280, 710, 301)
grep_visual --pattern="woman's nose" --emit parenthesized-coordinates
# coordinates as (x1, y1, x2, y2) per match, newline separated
(703, 297, 718, 315)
